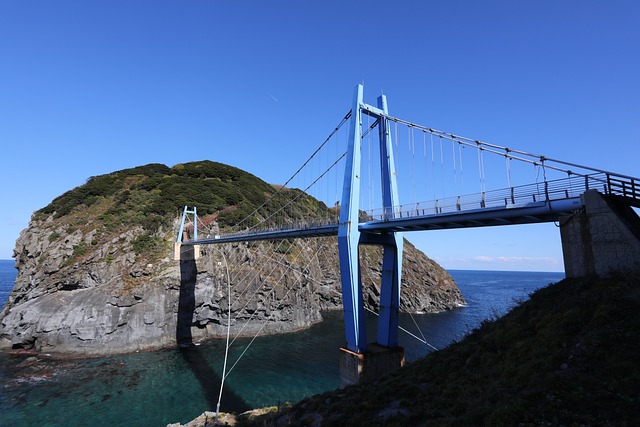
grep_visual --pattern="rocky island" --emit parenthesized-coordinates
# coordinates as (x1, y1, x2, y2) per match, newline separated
(0, 161, 464, 356)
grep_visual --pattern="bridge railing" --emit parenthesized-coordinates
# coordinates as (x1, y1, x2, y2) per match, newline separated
(365, 173, 614, 221)
(607, 174, 639, 201)
(204, 215, 341, 241)
(192, 172, 639, 242)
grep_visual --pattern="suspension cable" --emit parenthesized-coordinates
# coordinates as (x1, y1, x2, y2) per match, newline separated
(385, 114, 632, 179)
(358, 247, 439, 352)
(505, 150, 512, 189)
(222, 237, 329, 380)
(477, 144, 486, 194)
(241, 152, 347, 234)
(410, 125, 415, 206)
(458, 143, 465, 196)
(231, 110, 351, 232)
(431, 133, 436, 202)
(439, 136, 445, 199)
(364, 307, 438, 351)
(214, 247, 232, 425)
(451, 138, 457, 195)
(423, 131, 428, 207)
(368, 113, 372, 212)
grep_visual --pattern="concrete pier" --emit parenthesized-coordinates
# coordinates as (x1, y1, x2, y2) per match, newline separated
(174, 242, 200, 261)
(339, 344, 405, 387)
(560, 190, 640, 277)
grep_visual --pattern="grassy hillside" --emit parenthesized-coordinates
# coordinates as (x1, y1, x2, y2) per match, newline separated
(240, 275, 640, 426)
(32, 161, 329, 262)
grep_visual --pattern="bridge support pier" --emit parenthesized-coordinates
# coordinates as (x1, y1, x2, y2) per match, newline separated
(174, 242, 200, 261)
(339, 344, 405, 388)
(560, 190, 640, 277)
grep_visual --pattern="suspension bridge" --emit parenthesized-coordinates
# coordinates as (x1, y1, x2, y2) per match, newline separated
(176, 84, 640, 389)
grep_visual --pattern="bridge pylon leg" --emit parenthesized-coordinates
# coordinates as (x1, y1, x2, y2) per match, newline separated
(338, 84, 404, 387)
(377, 235, 403, 347)
(375, 92, 404, 349)
(338, 84, 368, 354)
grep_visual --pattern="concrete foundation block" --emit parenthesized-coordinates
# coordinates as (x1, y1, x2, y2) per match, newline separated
(339, 344, 404, 387)
(561, 190, 640, 277)
(174, 243, 201, 261)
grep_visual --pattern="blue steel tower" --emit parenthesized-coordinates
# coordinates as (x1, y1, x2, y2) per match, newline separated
(337, 84, 404, 385)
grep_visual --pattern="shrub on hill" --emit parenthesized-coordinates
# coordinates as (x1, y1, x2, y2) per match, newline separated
(34, 160, 330, 239)
(242, 275, 640, 426)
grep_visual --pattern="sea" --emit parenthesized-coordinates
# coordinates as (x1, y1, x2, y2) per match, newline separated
(0, 258, 564, 426)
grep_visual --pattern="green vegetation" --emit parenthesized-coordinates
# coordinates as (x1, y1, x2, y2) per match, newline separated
(131, 234, 162, 255)
(36, 162, 273, 228)
(61, 242, 89, 267)
(241, 275, 640, 426)
(33, 160, 331, 262)
(36, 161, 328, 230)
(72, 243, 87, 257)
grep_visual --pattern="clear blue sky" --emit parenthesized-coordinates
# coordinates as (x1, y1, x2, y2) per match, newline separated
(1, 1, 638, 272)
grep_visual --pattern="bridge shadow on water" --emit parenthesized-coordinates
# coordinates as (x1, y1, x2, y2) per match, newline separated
(178, 248, 251, 414)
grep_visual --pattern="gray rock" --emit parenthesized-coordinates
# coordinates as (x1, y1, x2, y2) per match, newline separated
(0, 215, 464, 356)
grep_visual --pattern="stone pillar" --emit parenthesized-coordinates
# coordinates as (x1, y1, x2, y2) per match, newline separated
(560, 190, 640, 277)
(339, 344, 405, 387)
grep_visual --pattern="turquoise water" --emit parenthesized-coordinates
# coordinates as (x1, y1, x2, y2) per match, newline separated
(0, 260, 563, 426)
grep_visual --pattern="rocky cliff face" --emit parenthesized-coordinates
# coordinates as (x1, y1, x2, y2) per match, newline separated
(0, 161, 464, 356)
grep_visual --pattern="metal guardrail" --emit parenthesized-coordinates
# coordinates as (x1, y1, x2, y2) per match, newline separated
(364, 173, 611, 221)
(607, 174, 639, 201)
(193, 172, 639, 243)
(198, 216, 341, 242)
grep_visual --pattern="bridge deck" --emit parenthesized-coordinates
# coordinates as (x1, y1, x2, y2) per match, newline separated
(183, 197, 582, 245)
(361, 197, 582, 232)
(182, 172, 638, 246)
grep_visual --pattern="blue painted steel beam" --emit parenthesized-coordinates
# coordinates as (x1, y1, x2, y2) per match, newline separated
(360, 198, 582, 233)
(336, 85, 405, 353)
(177, 206, 189, 242)
(360, 103, 386, 118)
(177, 206, 198, 243)
(359, 232, 397, 246)
(193, 206, 198, 241)
(337, 84, 367, 353)
(375, 93, 403, 348)
(185, 198, 583, 246)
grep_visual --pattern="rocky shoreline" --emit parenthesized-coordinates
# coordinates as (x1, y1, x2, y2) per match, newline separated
(0, 223, 463, 356)
(0, 160, 464, 357)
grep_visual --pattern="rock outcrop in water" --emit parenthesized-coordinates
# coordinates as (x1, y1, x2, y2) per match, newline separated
(0, 161, 463, 356)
